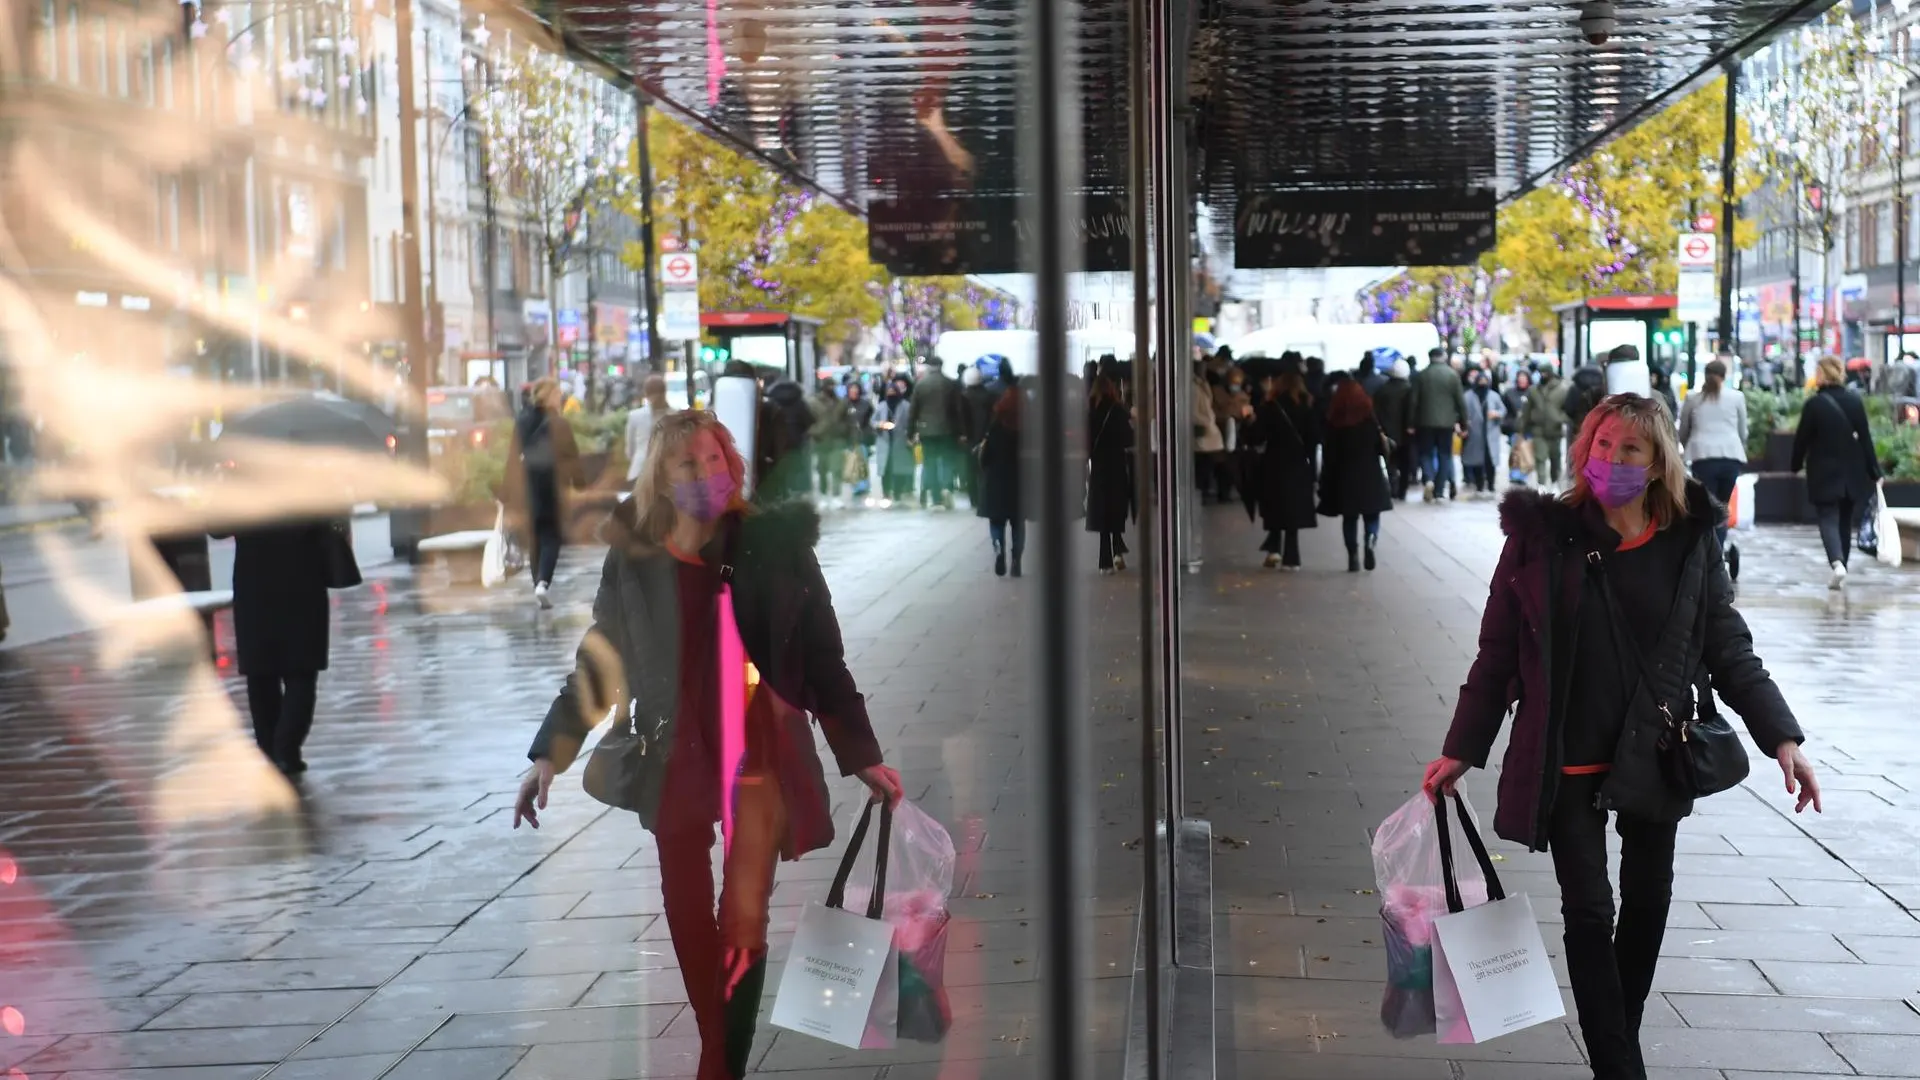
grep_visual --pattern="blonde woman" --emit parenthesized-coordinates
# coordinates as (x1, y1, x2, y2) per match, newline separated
(512, 410, 902, 1080)
(1791, 356, 1881, 589)
(502, 377, 582, 607)
(1425, 393, 1820, 1080)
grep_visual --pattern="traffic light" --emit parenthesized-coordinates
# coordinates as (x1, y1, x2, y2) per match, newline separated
(701, 344, 730, 365)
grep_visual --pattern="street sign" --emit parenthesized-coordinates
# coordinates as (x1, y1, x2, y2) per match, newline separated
(660, 290, 701, 341)
(1694, 213, 1716, 233)
(1677, 268, 1716, 322)
(1677, 232, 1717, 268)
(661, 253, 699, 289)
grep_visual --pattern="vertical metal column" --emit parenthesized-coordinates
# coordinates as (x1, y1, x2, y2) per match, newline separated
(1017, 0, 1087, 1072)
(1146, 0, 1183, 915)
(1126, 0, 1164, 1064)
(632, 88, 665, 373)
(1717, 58, 1740, 353)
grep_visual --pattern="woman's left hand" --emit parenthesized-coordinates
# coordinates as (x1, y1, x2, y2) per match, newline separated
(1776, 742, 1823, 814)
(858, 764, 905, 807)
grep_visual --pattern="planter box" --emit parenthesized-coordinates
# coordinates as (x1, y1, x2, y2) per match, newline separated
(1753, 473, 1815, 524)
(1883, 480, 1920, 509)
(1762, 431, 1797, 474)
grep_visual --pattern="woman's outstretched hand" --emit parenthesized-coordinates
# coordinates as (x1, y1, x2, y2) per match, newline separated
(858, 764, 905, 807)
(1776, 742, 1823, 814)
(1423, 756, 1471, 798)
(513, 759, 555, 830)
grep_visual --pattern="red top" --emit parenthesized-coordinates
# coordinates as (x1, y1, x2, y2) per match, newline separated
(658, 542, 773, 832)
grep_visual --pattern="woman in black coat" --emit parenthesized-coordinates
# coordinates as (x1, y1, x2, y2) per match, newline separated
(975, 383, 1028, 578)
(1427, 393, 1819, 1080)
(1317, 379, 1392, 572)
(1085, 375, 1134, 573)
(222, 519, 337, 776)
(1240, 367, 1319, 570)
(1791, 356, 1882, 588)
(502, 377, 583, 608)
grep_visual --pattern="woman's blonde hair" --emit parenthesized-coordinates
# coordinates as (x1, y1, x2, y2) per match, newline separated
(530, 377, 561, 409)
(627, 409, 754, 547)
(1814, 355, 1846, 388)
(1567, 393, 1691, 529)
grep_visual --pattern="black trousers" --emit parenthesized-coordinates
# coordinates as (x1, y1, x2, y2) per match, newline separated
(1260, 528, 1300, 566)
(1816, 497, 1859, 568)
(532, 516, 563, 586)
(1098, 531, 1129, 569)
(1549, 773, 1677, 1080)
(1690, 458, 1742, 551)
(246, 671, 319, 768)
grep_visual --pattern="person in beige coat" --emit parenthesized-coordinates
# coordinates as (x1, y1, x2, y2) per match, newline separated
(1195, 364, 1226, 500)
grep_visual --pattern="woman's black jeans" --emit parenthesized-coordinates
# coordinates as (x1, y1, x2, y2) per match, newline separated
(1816, 497, 1860, 568)
(1340, 513, 1380, 550)
(1098, 531, 1129, 569)
(1690, 458, 1743, 550)
(1550, 773, 1678, 1080)
(532, 516, 563, 587)
(1260, 529, 1300, 566)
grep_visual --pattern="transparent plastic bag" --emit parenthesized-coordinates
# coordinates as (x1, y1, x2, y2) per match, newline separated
(840, 798, 955, 1043)
(1371, 791, 1490, 1039)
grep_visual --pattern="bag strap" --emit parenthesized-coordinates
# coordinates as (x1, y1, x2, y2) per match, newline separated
(825, 800, 893, 921)
(1433, 792, 1506, 914)
(1583, 552, 1675, 729)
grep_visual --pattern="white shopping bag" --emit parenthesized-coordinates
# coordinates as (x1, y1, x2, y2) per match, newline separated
(481, 502, 520, 588)
(770, 901, 897, 1049)
(1433, 894, 1563, 1043)
(1875, 483, 1903, 569)
(771, 801, 904, 1049)
(1728, 473, 1757, 531)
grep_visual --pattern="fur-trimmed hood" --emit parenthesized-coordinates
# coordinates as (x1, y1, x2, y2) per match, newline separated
(1497, 478, 1722, 550)
(598, 494, 823, 560)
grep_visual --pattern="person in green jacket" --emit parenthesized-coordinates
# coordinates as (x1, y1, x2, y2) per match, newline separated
(1408, 348, 1468, 501)
(1519, 370, 1572, 486)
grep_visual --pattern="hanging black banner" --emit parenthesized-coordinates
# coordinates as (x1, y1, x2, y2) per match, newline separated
(1233, 190, 1496, 269)
(868, 193, 1132, 275)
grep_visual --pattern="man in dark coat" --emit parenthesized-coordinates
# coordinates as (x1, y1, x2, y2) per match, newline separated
(910, 357, 965, 509)
(1565, 360, 1609, 439)
(757, 379, 814, 503)
(1408, 348, 1467, 501)
(1371, 358, 1415, 499)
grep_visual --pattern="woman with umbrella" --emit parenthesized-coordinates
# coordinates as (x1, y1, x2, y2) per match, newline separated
(503, 378, 583, 608)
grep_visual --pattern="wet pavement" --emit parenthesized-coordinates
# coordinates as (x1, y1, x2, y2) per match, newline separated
(0, 504, 1147, 1080)
(1191, 490, 1920, 1080)
(0, 490, 1916, 1079)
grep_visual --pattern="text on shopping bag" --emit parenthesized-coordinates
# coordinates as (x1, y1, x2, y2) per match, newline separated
(1432, 893, 1564, 1042)
(769, 901, 898, 1049)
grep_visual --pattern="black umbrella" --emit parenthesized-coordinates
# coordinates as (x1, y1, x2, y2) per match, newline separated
(221, 393, 395, 453)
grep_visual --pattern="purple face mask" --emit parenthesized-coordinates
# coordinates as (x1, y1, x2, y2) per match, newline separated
(672, 473, 734, 522)
(1582, 457, 1650, 509)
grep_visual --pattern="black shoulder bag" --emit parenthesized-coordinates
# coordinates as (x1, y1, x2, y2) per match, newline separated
(1589, 553, 1750, 799)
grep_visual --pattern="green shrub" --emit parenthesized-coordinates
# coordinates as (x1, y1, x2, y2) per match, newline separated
(568, 411, 629, 456)
(1877, 425, 1920, 482)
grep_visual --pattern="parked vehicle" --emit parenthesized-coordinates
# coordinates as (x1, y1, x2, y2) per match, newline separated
(426, 386, 512, 457)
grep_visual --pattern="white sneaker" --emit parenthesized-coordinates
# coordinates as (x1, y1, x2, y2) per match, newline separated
(535, 581, 553, 609)
(1422, 482, 1435, 502)
(1828, 561, 1847, 590)
(1263, 553, 1281, 569)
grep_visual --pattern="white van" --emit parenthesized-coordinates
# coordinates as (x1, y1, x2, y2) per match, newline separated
(932, 328, 1136, 380)
(1223, 321, 1442, 367)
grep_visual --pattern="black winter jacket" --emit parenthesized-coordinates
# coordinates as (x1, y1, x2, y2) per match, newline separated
(1791, 386, 1881, 506)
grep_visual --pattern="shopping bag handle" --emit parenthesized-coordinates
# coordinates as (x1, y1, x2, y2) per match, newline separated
(825, 799, 893, 921)
(1433, 792, 1506, 914)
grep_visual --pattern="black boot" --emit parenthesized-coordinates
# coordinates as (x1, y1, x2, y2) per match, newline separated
(1011, 552, 1023, 578)
(1364, 534, 1378, 571)
(1347, 547, 1360, 573)
(1615, 904, 1667, 1060)
(723, 953, 769, 1078)
(994, 540, 1006, 577)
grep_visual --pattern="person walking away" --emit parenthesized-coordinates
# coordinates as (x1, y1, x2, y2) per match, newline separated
(807, 379, 855, 508)
(1424, 392, 1819, 1080)
(1086, 375, 1135, 573)
(1521, 369, 1572, 488)
(1358, 350, 1391, 397)
(217, 516, 344, 777)
(1566, 358, 1609, 438)
(961, 361, 1001, 507)
(1502, 370, 1533, 486)
(843, 382, 876, 501)
(755, 379, 814, 503)
(1317, 378, 1391, 572)
(513, 410, 904, 1080)
(1193, 362, 1226, 502)
(872, 377, 915, 506)
(1409, 347, 1467, 501)
(625, 374, 672, 484)
(1791, 356, 1882, 589)
(908, 357, 964, 509)
(1676, 358, 1749, 581)
(504, 377, 582, 609)
(1373, 358, 1416, 500)
(1240, 360, 1319, 569)
(1462, 371, 1507, 496)
(977, 380, 1029, 577)
(1649, 366, 1679, 419)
